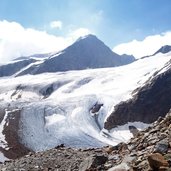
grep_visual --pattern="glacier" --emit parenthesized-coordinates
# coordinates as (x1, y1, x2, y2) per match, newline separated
(0, 52, 171, 152)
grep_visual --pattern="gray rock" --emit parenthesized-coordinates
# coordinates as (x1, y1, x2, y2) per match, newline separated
(154, 139, 169, 154)
(129, 125, 139, 137)
(79, 154, 108, 171)
(108, 162, 130, 171)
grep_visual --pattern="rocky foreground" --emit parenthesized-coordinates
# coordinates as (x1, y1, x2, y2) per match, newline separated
(1, 110, 171, 171)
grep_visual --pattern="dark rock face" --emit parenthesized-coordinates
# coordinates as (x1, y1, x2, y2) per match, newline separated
(17, 34, 135, 76)
(0, 109, 31, 160)
(105, 61, 171, 130)
(0, 59, 36, 77)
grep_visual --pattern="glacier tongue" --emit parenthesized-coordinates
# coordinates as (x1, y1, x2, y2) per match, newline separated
(0, 52, 171, 151)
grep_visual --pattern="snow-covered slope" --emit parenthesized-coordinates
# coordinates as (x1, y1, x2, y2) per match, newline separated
(0, 59, 37, 77)
(0, 52, 170, 154)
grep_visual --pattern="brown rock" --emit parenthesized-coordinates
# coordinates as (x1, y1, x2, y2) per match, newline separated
(159, 166, 170, 171)
(105, 146, 115, 154)
(148, 153, 169, 170)
(169, 142, 171, 148)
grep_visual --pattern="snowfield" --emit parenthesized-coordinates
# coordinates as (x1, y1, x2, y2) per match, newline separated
(0, 52, 171, 151)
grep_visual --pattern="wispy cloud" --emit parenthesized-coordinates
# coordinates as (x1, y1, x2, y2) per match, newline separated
(69, 28, 91, 39)
(50, 20, 63, 29)
(0, 20, 91, 62)
(113, 32, 171, 58)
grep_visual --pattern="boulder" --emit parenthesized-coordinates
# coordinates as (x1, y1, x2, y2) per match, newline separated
(90, 103, 103, 114)
(79, 154, 107, 171)
(154, 140, 169, 154)
(129, 125, 139, 137)
(148, 153, 169, 170)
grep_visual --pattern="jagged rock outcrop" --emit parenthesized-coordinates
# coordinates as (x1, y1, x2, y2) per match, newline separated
(105, 60, 171, 130)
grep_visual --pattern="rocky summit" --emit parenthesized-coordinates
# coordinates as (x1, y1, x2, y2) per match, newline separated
(0, 109, 171, 171)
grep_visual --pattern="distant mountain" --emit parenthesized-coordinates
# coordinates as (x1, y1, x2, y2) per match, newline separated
(140, 45, 171, 60)
(153, 45, 171, 56)
(0, 34, 136, 77)
(0, 59, 36, 77)
(120, 54, 135, 63)
(14, 52, 53, 61)
(0, 35, 135, 77)
(15, 34, 135, 76)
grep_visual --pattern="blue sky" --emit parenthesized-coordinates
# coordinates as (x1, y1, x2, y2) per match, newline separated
(0, 0, 171, 61)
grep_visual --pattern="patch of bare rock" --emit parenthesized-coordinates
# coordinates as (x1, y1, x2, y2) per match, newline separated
(1, 110, 171, 171)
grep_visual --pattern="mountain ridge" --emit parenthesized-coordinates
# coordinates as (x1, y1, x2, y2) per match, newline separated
(16, 34, 135, 76)
(0, 34, 135, 77)
(153, 45, 171, 56)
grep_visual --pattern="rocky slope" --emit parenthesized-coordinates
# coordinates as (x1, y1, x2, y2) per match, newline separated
(105, 59, 171, 130)
(0, 109, 171, 171)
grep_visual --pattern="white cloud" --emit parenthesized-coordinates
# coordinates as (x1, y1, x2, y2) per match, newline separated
(0, 20, 91, 62)
(50, 20, 63, 29)
(113, 32, 171, 58)
(68, 28, 91, 40)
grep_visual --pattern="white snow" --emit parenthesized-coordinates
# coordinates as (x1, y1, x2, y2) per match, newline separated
(13, 59, 45, 76)
(0, 152, 9, 162)
(106, 122, 149, 145)
(45, 114, 66, 125)
(108, 163, 130, 171)
(0, 53, 170, 151)
(0, 109, 9, 149)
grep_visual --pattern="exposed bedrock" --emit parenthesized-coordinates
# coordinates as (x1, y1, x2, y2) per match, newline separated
(105, 62, 171, 130)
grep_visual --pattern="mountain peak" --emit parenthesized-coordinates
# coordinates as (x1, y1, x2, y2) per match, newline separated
(0, 34, 135, 76)
(75, 34, 102, 45)
(76, 34, 97, 41)
(153, 45, 171, 56)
